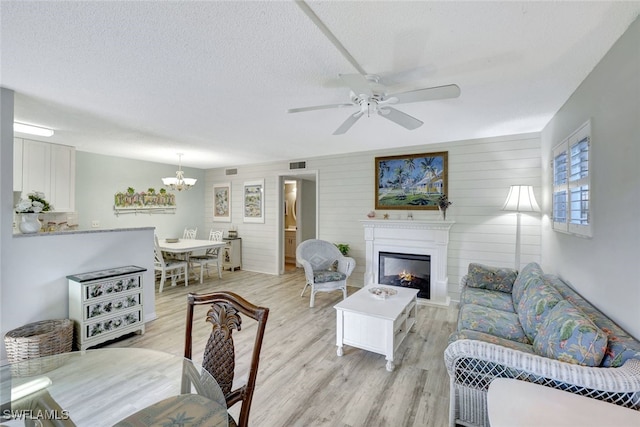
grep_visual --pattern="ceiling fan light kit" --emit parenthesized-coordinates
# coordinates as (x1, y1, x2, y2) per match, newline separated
(290, 73, 459, 135)
(289, 1, 461, 135)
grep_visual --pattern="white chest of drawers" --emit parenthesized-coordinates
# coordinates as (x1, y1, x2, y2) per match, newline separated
(67, 265, 146, 350)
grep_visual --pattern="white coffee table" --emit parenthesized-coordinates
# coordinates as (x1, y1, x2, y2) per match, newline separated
(334, 286, 418, 371)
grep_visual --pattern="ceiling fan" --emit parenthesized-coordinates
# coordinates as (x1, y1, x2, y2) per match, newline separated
(288, 1, 461, 135)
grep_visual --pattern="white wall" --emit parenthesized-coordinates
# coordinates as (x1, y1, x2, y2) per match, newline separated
(0, 89, 13, 344)
(204, 133, 542, 298)
(1, 88, 157, 362)
(1, 229, 156, 361)
(76, 151, 206, 239)
(541, 17, 640, 339)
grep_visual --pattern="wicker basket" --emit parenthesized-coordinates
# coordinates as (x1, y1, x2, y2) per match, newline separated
(4, 319, 74, 376)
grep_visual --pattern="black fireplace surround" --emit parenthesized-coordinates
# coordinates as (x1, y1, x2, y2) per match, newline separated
(378, 251, 430, 299)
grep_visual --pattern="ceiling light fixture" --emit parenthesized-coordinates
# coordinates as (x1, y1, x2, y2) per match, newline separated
(14, 122, 54, 137)
(162, 153, 197, 191)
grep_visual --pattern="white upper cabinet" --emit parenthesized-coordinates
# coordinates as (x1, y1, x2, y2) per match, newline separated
(19, 138, 76, 212)
(49, 143, 76, 212)
(13, 138, 22, 192)
(21, 138, 51, 196)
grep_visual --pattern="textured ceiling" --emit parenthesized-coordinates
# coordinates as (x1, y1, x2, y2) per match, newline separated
(2, 1, 639, 169)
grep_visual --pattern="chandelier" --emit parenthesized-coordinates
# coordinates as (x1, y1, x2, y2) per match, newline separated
(162, 153, 197, 191)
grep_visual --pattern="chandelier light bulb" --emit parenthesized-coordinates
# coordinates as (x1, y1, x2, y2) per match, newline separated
(162, 153, 197, 191)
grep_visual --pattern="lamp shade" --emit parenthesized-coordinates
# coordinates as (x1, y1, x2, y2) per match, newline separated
(502, 185, 540, 212)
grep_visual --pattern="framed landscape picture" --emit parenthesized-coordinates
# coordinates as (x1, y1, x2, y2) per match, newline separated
(213, 182, 231, 222)
(375, 151, 448, 210)
(243, 179, 265, 223)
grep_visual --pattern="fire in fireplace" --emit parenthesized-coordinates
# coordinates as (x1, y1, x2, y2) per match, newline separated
(378, 251, 430, 299)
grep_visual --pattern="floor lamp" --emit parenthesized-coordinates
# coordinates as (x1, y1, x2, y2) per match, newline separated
(502, 185, 540, 270)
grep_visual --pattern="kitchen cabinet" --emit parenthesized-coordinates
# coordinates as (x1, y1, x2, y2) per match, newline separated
(18, 138, 76, 212)
(13, 138, 23, 191)
(67, 266, 146, 351)
(223, 238, 242, 271)
(285, 230, 297, 264)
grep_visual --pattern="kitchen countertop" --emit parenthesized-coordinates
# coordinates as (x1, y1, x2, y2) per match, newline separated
(12, 226, 155, 238)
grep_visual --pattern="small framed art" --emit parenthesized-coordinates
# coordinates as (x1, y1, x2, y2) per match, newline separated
(243, 179, 264, 223)
(213, 182, 231, 222)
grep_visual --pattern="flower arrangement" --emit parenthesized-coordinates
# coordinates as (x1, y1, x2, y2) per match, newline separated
(437, 194, 452, 220)
(15, 192, 53, 213)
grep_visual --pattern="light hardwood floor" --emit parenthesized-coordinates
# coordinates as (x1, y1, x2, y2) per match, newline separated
(107, 268, 459, 427)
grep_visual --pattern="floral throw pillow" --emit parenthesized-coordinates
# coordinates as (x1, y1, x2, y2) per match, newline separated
(511, 262, 544, 305)
(533, 300, 608, 367)
(517, 281, 563, 341)
(466, 263, 517, 293)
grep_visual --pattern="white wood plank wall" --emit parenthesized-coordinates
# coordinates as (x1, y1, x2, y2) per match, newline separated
(205, 132, 541, 302)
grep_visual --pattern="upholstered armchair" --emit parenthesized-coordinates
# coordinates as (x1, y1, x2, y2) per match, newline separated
(296, 239, 356, 307)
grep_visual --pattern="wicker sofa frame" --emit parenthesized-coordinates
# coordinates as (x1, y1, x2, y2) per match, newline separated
(445, 273, 640, 427)
(445, 339, 640, 427)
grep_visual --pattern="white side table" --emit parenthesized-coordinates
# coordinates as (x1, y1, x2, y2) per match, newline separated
(488, 378, 640, 426)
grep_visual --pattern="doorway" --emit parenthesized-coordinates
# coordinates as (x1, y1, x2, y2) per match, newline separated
(279, 172, 317, 274)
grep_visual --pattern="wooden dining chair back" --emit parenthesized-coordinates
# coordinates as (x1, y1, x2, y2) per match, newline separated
(185, 291, 269, 427)
(154, 234, 188, 292)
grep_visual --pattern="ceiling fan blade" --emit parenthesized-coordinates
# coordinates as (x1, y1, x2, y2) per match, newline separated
(333, 112, 363, 135)
(389, 84, 461, 104)
(338, 74, 373, 97)
(287, 103, 354, 113)
(378, 107, 423, 130)
(294, 1, 367, 75)
(376, 66, 436, 87)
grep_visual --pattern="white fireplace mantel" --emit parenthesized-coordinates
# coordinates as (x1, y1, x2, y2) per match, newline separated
(361, 219, 454, 306)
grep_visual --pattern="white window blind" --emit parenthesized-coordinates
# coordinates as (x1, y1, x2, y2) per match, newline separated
(552, 121, 592, 237)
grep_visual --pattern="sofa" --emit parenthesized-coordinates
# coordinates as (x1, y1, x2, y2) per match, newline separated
(445, 262, 640, 427)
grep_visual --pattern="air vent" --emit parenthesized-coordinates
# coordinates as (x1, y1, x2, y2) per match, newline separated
(289, 161, 306, 170)
(225, 168, 238, 176)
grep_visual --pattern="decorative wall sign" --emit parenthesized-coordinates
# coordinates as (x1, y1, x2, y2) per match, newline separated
(213, 182, 232, 222)
(243, 179, 264, 223)
(375, 151, 448, 210)
(113, 188, 176, 215)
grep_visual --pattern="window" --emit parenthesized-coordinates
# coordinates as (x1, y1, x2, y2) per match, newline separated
(552, 121, 591, 237)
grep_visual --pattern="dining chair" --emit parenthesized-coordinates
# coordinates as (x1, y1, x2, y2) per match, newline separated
(185, 291, 269, 427)
(154, 234, 188, 292)
(176, 227, 199, 267)
(296, 239, 356, 307)
(190, 230, 224, 283)
(183, 227, 198, 239)
(12, 388, 77, 427)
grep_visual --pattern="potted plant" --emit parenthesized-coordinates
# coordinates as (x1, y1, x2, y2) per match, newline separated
(335, 243, 350, 256)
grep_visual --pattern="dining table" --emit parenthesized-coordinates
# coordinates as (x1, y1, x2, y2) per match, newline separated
(157, 238, 227, 281)
(0, 348, 228, 426)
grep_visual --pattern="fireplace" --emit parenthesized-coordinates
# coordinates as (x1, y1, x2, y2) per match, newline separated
(362, 219, 453, 305)
(378, 252, 430, 298)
